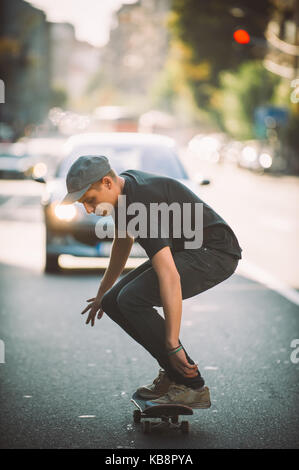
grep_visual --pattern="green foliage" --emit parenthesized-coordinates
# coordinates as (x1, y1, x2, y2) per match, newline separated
(50, 87, 68, 108)
(167, 0, 273, 123)
(170, 0, 272, 85)
(217, 61, 280, 139)
(149, 40, 212, 124)
(150, 65, 177, 112)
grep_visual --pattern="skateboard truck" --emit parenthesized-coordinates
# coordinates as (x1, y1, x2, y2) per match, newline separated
(131, 392, 193, 434)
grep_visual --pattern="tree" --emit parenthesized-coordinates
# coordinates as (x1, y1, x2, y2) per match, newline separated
(169, 0, 273, 110)
(216, 61, 280, 139)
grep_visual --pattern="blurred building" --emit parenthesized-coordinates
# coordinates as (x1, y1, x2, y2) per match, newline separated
(50, 23, 101, 103)
(0, 0, 51, 140)
(264, 0, 299, 79)
(99, 0, 171, 98)
(0, 0, 102, 141)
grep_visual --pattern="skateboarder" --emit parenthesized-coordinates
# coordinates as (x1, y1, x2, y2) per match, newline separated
(61, 155, 242, 409)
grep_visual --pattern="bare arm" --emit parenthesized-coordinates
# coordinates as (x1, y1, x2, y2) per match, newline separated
(151, 246, 182, 348)
(81, 230, 134, 326)
(151, 246, 198, 377)
(96, 231, 134, 298)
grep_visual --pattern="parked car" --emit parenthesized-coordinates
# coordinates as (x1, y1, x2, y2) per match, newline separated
(187, 133, 229, 164)
(22, 136, 66, 179)
(0, 142, 37, 179)
(37, 132, 210, 273)
(237, 140, 274, 173)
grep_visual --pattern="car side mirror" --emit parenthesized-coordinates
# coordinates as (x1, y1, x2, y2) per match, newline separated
(194, 172, 211, 186)
(200, 179, 210, 185)
(32, 176, 46, 184)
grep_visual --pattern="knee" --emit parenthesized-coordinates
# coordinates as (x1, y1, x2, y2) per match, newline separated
(101, 290, 117, 313)
(116, 287, 132, 314)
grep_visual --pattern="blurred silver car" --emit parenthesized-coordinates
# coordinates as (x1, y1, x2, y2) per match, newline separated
(0, 142, 36, 179)
(39, 132, 209, 272)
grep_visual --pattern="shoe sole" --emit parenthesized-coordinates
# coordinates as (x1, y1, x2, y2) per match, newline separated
(189, 401, 211, 409)
(136, 392, 166, 400)
(151, 400, 212, 409)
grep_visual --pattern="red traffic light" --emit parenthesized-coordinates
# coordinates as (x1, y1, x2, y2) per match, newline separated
(233, 29, 250, 44)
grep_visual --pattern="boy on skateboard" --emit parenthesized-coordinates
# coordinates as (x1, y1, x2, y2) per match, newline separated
(61, 155, 242, 409)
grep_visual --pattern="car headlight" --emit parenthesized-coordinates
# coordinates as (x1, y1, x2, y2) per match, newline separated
(33, 162, 47, 178)
(54, 203, 77, 221)
(242, 146, 257, 162)
(259, 153, 272, 169)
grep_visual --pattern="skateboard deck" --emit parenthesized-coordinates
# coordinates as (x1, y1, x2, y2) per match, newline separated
(131, 392, 193, 434)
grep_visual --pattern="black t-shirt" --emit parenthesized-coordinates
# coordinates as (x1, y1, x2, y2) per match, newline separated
(113, 169, 242, 261)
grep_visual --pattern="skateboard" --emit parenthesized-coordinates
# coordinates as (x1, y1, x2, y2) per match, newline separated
(131, 392, 193, 434)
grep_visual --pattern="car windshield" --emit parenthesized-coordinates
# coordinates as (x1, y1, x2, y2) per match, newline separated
(0, 152, 28, 158)
(57, 144, 188, 179)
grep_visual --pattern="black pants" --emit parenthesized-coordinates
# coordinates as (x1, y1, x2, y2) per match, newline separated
(101, 246, 239, 389)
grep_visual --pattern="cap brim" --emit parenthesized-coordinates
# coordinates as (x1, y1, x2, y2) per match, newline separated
(60, 183, 92, 205)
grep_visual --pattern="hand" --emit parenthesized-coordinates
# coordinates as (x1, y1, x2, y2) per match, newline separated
(80, 297, 104, 327)
(168, 348, 199, 378)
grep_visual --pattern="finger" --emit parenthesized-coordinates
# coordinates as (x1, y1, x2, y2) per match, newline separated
(182, 364, 198, 374)
(180, 369, 198, 378)
(89, 309, 98, 326)
(81, 304, 92, 315)
(184, 367, 199, 378)
(86, 310, 94, 324)
(176, 357, 197, 370)
(173, 358, 198, 377)
(86, 298, 95, 302)
(183, 362, 198, 372)
(97, 310, 104, 319)
(185, 367, 198, 375)
(91, 313, 96, 327)
(175, 362, 190, 375)
(183, 362, 198, 369)
(181, 367, 197, 376)
(186, 370, 199, 378)
(86, 315, 94, 325)
(176, 362, 197, 376)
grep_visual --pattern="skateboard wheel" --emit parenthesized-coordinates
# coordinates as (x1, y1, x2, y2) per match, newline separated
(142, 421, 151, 434)
(171, 416, 179, 424)
(180, 421, 189, 434)
(133, 409, 141, 424)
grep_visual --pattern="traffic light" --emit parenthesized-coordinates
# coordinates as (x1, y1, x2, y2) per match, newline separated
(233, 29, 251, 44)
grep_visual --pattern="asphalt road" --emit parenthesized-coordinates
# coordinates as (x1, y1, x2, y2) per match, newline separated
(0, 261, 298, 449)
(0, 170, 298, 449)
(182, 153, 299, 290)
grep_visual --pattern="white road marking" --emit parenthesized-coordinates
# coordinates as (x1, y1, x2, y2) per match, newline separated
(237, 259, 299, 307)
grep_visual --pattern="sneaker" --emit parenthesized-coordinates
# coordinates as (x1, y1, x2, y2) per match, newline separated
(151, 383, 211, 409)
(136, 369, 173, 399)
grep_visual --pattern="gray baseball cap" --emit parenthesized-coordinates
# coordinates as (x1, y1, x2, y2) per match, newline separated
(61, 155, 111, 205)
